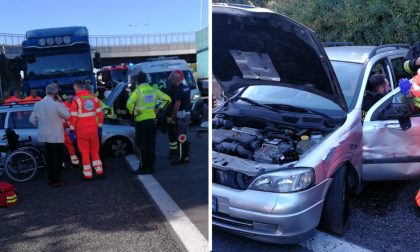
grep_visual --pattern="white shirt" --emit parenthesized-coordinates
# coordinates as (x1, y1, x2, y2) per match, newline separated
(29, 96, 70, 143)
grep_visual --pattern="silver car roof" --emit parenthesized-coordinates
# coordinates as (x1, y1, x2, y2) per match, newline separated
(325, 46, 408, 64)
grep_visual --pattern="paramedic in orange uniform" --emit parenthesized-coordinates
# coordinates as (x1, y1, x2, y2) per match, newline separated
(63, 95, 80, 167)
(22, 89, 42, 103)
(69, 80, 104, 181)
(4, 89, 22, 105)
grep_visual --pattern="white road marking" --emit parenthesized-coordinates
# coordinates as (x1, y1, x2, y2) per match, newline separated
(125, 154, 208, 252)
(301, 230, 372, 252)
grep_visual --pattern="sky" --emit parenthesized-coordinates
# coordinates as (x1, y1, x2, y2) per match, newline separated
(0, 0, 208, 35)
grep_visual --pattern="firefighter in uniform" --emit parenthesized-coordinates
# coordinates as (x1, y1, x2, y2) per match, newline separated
(166, 78, 179, 159)
(126, 71, 171, 174)
(63, 95, 80, 167)
(168, 70, 191, 165)
(69, 80, 104, 181)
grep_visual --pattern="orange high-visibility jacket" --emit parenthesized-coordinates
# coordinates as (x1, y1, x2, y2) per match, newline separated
(69, 90, 104, 131)
(63, 100, 72, 129)
(4, 96, 21, 105)
(22, 96, 42, 103)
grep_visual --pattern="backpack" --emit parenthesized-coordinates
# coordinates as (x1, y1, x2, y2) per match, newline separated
(0, 181, 18, 207)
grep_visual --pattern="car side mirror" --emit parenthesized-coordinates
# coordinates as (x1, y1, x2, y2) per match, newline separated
(94, 52, 101, 69)
(382, 103, 413, 130)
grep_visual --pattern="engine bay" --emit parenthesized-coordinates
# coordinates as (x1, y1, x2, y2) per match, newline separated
(212, 116, 325, 165)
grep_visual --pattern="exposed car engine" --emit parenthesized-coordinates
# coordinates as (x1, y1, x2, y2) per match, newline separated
(212, 117, 324, 164)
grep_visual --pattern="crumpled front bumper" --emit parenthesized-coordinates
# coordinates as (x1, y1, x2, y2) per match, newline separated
(212, 178, 331, 244)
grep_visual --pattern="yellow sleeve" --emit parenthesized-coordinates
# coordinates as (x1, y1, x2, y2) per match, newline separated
(126, 90, 138, 114)
(156, 89, 171, 109)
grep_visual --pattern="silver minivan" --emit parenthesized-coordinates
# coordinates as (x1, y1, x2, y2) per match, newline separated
(212, 4, 420, 244)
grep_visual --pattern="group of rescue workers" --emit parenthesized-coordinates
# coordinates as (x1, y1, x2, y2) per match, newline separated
(127, 69, 192, 175)
(4, 68, 191, 187)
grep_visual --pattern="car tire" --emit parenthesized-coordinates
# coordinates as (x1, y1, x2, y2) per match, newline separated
(104, 137, 132, 158)
(320, 165, 350, 235)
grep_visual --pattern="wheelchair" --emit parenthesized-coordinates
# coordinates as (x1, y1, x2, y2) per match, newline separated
(0, 129, 46, 182)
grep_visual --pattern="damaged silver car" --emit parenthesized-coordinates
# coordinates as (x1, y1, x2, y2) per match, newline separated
(212, 4, 420, 244)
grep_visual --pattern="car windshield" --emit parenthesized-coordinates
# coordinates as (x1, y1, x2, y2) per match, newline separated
(238, 85, 343, 113)
(26, 52, 92, 76)
(111, 69, 128, 83)
(330, 61, 364, 108)
(148, 70, 196, 91)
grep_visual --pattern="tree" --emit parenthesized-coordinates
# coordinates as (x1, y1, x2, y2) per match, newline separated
(213, 0, 420, 45)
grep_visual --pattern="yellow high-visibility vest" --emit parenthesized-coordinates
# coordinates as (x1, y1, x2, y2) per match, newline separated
(126, 83, 171, 122)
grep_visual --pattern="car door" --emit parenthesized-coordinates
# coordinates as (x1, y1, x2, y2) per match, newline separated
(6, 109, 39, 145)
(362, 88, 420, 180)
(388, 54, 412, 89)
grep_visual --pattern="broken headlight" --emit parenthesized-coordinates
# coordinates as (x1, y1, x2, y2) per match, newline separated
(248, 168, 315, 193)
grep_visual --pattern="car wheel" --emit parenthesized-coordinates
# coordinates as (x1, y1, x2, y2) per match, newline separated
(320, 165, 350, 235)
(104, 137, 132, 158)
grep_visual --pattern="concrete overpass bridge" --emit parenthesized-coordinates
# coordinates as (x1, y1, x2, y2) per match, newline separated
(0, 32, 197, 65)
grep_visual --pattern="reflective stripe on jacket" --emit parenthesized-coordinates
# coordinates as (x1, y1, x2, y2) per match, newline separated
(126, 83, 171, 122)
(69, 90, 104, 130)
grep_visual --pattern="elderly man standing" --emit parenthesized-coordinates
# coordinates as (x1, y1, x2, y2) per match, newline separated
(30, 84, 70, 187)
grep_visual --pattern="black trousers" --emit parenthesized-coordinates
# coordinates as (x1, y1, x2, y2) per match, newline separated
(167, 122, 177, 151)
(135, 119, 156, 170)
(175, 116, 190, 161)
(45, 143, 64, 183)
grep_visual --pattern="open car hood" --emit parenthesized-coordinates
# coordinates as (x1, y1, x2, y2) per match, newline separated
(212, 5, 347, 112)
(104, 82, 127, 107)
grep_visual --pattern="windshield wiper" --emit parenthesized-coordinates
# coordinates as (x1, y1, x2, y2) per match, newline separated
(236, 97, 274, 110)
(268, 103, 333, 119)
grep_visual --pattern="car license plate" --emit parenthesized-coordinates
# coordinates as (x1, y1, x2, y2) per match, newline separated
(212, 196, 217, 212)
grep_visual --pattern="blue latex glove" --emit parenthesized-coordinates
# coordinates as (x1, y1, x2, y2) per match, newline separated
(98, 127, 103, 140)
(399, 78, 412, 96)
(69, 130, 77, 144)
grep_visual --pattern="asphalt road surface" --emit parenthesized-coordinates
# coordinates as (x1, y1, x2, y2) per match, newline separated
(212, 181, 420, 252)
(0, 121, 208, 252)
(153, 122, 209, 239)
(0, 158, 181, 252)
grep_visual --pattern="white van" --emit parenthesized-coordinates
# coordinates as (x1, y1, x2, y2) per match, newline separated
(128, 57, 204, 122)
